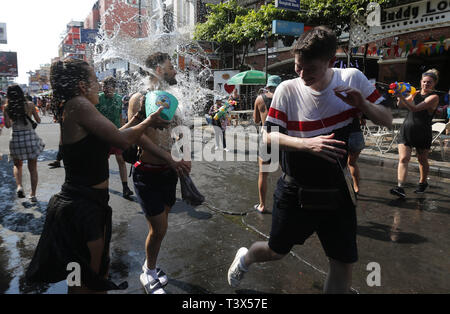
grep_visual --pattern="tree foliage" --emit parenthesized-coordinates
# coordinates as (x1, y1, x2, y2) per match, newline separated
(194, 0, 394, 43)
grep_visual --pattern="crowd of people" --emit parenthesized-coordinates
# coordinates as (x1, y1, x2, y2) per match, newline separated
(0, 26, 448, 294)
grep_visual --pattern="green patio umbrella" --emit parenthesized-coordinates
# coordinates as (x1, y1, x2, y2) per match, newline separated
(227, 70, 269, 85)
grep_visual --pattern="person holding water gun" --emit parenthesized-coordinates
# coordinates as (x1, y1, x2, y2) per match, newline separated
(390, 69, 440, 198)
(209, 96, 231, 151)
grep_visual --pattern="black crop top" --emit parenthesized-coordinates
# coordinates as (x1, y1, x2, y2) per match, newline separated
(61, 133, 110, 187)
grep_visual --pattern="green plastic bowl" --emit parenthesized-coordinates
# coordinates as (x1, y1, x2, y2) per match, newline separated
(145, 90, 179, 121)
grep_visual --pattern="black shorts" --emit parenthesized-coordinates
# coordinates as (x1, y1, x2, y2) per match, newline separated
(398, 124, 432, 150)
(132, 164, 178, 217)
(268, 176, 358, 264)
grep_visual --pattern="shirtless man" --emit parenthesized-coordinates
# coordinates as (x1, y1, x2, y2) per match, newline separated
(128, 52, 191, 294)
(253, 75, 281, 213)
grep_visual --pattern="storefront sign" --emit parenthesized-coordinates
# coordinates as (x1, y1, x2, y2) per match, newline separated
(214, 70, 239, 95)
(0, 23, 7, 44)
(0, 51, 18, 77)
(62, 45, 76, 53)
(80, 29, 98, 44)
(370, 0, 450, 35)
(275, 0, 301, 11)
(272, 20, 304, 36)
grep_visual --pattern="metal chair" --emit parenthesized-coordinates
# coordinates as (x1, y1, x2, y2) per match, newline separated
(364, 120, 398, 153)
(431, 122, 450, 160)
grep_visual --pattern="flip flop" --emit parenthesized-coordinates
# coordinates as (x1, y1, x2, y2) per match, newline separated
(253, 204, 265, 213)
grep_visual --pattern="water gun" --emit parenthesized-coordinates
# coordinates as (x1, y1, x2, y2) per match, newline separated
(214, 102, 231, 121)
(228, 99, 237, 107)
(388, 82, 416, 97)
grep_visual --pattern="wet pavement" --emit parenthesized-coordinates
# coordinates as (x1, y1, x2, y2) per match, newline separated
(0, 116, 449, 294)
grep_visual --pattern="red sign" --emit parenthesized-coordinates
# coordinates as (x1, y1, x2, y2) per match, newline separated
(224, 83, 235, 94)
(0, 51, 18, 77)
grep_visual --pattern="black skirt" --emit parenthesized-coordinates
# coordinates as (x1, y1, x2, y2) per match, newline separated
(25, 183, 126, 291)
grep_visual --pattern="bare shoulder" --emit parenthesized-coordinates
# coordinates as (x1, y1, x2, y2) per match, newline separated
(255, 95, 266, 110)
(64, 96, 98, 121)
(65, 95, 93, 111)
(128, 92, 144, 116)
(427, 94, 440, 102)
(130, 92, 143, 104)
(254, 95, 264, 105)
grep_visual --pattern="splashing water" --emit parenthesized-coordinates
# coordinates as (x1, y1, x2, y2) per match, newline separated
(93, 0, 226, 124)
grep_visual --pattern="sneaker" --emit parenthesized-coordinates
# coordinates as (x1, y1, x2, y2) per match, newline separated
(142, 263, 168, 287)
(140, 273, 166, 294)
(414, 182, 428, 194)
(390, 186, 406, 198)
(17, 188, 25, 199)
(227, 247, 248, 288)
(123, 186, 134, 199)
(29, 196, 37, 203)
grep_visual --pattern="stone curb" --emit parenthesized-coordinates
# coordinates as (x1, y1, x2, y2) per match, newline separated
(358, 153, 450, 179)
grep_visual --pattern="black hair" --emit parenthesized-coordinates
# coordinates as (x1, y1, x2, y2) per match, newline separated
(145, 52, 170, 70)
(143, 52, 171, 79)
(103, 76, 117, 88)
(292, 26, 337, 61)
(6, 84, 28, 124)
(50, 58, 91, 121)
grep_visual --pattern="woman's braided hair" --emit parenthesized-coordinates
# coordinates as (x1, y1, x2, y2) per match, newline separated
(50, 58, 91, 121)
(6, 84, 28, 125)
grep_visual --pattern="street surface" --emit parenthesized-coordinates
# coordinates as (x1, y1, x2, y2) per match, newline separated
(0, 116, 449, 294)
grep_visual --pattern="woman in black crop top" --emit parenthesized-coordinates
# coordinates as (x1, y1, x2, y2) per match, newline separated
(390, 69, 440, 198)
(26, 58, 170, 293)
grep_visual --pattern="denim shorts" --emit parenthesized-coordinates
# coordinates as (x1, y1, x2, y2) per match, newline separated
(348, 131, 365, 153)
(268, 176, 358, 264)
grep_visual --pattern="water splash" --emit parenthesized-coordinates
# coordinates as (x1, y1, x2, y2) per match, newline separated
(93, 0, 226, 124)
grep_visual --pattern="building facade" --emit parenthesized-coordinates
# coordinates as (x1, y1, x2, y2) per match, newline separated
(58, 21, 87, 61)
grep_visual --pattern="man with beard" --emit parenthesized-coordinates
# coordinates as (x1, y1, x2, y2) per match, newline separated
(128, 52, 191, 294)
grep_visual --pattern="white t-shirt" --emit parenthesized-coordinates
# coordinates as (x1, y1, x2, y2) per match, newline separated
(265, 68, 385, 186)
(266, 68, 384, 138)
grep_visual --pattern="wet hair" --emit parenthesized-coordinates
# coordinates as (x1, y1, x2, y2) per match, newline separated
(103, 76, 117, 88)
(6, 84, 28, 124)
(422, 68, 439, 84)
(50, 58, 91, 121)
(292, 26, 337, 61)
(145, 52, 170, 71)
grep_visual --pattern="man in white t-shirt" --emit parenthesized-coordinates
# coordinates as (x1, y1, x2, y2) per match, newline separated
(227, 26, 392, 293)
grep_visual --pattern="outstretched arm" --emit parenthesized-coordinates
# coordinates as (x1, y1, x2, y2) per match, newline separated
(71, 96, 166, 150)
